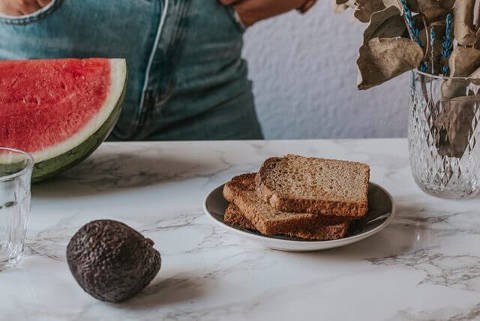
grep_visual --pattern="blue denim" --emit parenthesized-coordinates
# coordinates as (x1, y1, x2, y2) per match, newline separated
(0, 0, 263, 140)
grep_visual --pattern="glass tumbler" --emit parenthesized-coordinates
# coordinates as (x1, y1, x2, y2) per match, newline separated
(0, 148, 33, 267)
(408, 70, 480, 199)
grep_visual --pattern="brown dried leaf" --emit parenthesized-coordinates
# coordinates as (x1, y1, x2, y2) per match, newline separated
(364, 6, 406, 43)
(382, 0, 401, 11)
(382, 0, 418, 13)
(453, 0, 476, 46)
(381, 0, 454, 18)
(441, 0, 455, 10)
(416, 0, 454, 21)
(449, 46, 480, 77)
(475, 28, 480, 49)
(442, 46, 480, 98)
(353, 0, 386, 22)
(357, 37, 424, 90)
(434, 96, 477, 158)
(470, 66, 480, 85)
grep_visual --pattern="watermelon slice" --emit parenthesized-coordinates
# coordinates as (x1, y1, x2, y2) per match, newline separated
(0, 58, 127, 182)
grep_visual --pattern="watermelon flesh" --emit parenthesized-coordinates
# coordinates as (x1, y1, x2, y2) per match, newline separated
(0, 58, 127, 182)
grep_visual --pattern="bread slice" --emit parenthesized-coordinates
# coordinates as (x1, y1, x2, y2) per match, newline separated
(223, 173, 256, 202)
(224, 203, 255, 230)
(256, 155, 370, 217)
(222, 174, 350, 240)
(225, 203, 349, 240)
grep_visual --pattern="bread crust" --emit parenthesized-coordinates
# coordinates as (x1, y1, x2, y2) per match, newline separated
(256, 156, 369, 217)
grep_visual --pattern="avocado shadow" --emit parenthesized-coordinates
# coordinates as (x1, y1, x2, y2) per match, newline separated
(114, 276, 207, 310)
(32, 152, 225, 198)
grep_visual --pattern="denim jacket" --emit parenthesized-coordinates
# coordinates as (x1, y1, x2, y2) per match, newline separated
(0, 0, 263, 140)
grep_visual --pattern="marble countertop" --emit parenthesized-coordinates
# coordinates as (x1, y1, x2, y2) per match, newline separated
(2, 139, 480, 321)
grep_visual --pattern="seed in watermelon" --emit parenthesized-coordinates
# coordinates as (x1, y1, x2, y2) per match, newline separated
(0, 58, 127, 182)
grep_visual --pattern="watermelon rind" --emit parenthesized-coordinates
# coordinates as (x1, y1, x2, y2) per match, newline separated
(32, 59, 127, 182)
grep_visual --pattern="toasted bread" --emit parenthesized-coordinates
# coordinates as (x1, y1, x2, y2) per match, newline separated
(223, 173, 256, 202)
(256, 155, 369, 217)
(225, 203, 349, 241)
(224, 203, 255, 230)
(223, 174, 350, 240)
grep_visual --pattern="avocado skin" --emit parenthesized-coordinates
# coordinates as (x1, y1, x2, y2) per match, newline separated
(66, 220, 161, 303)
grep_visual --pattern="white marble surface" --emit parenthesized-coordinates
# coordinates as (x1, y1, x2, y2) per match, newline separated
(2, 139, 480, 321)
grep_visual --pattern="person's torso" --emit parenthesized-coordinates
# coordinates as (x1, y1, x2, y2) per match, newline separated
(0, 0, 261, 140)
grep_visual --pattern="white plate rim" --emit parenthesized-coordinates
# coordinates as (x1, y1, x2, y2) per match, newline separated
(203, 182, 396, 249)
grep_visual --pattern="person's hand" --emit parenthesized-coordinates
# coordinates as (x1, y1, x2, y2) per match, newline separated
(0, 0, 52, 16)
(219, 0, 316, 28)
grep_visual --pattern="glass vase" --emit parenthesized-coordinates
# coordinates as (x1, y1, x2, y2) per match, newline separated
(408, 70, 480, 199)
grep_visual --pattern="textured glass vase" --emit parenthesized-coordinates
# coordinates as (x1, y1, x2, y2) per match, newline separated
(408, 70, 480, 199)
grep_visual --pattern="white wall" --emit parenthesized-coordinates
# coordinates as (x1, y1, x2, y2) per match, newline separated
(243, 1, 409, 139)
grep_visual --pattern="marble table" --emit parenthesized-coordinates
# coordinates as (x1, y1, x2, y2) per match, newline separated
(2, 139, 480, 321)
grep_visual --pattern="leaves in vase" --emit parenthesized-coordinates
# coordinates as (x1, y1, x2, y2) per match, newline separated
(415, 0, 454, 22)
(357, 37, 424, 90)
(433, 96, 478, 158)
(442, 46, 480, 98)
(470, 66, 480, 85)
(353, 0, 386, 23)
(453, 0, 476, 46)
(363, 6, 406, 43)
(381, 0, 417, 14)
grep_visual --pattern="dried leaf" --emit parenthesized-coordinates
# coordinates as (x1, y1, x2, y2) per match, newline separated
(357, 37, 424, 90)
(382, 0, 401, 11)
(442, 46, 480, 98)
(416, 0, 454, 21)
(453, 0, 476, 46)
(441, 78, 470, 100)
(380, 0, 454, 20)
(441, 0, 455, 9)
(449, 46, 480, 77)
(475, 28, 480, 49)
(353, 0, 386, 22)
(470, 66, 480, 85)
(364, 6, 406, 43)
(433, 96, 477, 158)
(382, 0, 418, 13)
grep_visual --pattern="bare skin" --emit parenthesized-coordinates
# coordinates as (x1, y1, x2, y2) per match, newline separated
(218, 0, 315, 27)
(0, 0, 52, 16)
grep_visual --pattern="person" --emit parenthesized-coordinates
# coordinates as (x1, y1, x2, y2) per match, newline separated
(0, 0, 317, 140)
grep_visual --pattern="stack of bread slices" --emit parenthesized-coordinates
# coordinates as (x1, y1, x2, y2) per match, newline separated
(223, 154, 370, 240)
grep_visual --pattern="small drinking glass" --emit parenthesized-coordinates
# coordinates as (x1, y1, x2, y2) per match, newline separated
(409, 70, 480, 199)
(0, 147, 33, 268)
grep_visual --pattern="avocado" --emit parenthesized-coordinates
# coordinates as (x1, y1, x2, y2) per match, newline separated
(66, 220, 161, 303)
